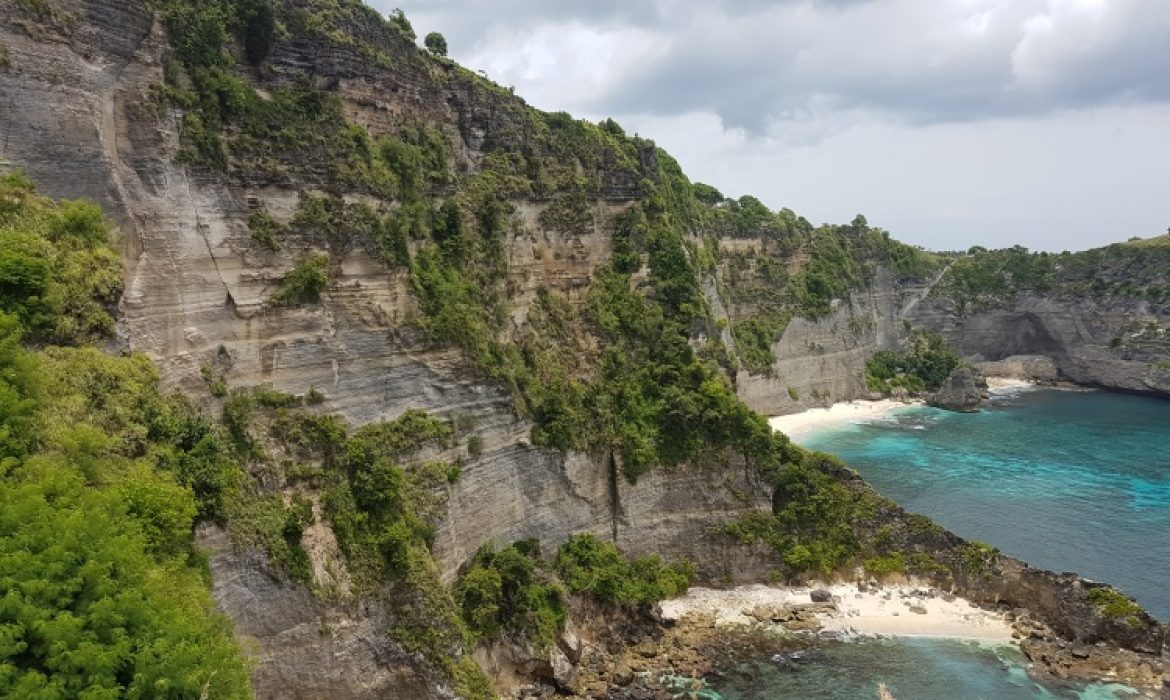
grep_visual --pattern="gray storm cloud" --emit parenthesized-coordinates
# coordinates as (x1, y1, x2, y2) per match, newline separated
(386, 0, 1170, 133)
(376, 0, 1170, 252)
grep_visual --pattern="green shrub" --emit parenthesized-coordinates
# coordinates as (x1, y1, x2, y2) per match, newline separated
(554, 533, 693, 606)
(271, 254, 329, 306)
(959, 541, 999, 577)
(0, 173, 122, 345)
(467, 434, 484, 459)
(733, 317, 786, 374)
(249, 208, 284, 250)
(1086, 587, 1142, 624)
(864, 552, 906, 576)
(456, 542, 566, 647)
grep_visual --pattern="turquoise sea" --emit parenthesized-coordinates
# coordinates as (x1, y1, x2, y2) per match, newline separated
(706, 638, 1139, 700)
(803, 387, 1170, 621)
(700, 387, 1168, 699)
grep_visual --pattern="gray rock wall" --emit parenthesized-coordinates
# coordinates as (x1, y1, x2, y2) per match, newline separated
(2, 5, 778, 695)
(735, 267, 919, 415)
(908, 295, 1170, 396)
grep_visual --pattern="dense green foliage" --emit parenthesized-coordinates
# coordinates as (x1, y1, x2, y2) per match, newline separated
(0, 180, 252, 697)
(938, 242, 1170, 312)
(865, 329, 960, 394)
(553, 534, 693, 606)
(456, 541, 565, 648)
(724, 452, 880, 576)
(0, 172, 122, 345)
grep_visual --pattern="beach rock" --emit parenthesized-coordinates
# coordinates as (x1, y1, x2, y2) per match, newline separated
(928, 366, 988, 412)
(612, 660, 634, 686)
(557, 630, 583, 664)
(909, 604, 928, 615)
(810, 589, 832, 603)
(550, 648, 578, 692)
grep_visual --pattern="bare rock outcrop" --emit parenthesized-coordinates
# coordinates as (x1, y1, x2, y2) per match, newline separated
(928, 366, 988, 412)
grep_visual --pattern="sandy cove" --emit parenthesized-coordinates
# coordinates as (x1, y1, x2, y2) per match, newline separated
(658, 583, 1014, 643)
(767, 399, 921, 440)
(767, 379, 1039, 440)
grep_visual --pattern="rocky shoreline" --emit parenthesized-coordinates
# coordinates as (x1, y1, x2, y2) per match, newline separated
(501, 578, 1162, 699)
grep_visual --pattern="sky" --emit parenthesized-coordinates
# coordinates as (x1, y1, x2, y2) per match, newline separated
(372, 0, 1170, 252)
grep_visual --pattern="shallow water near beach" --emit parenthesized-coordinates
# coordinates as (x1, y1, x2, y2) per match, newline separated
(800, 387, 1170, 621)
(725, 386, 1170, 698)
(702, 638, 1140, 699)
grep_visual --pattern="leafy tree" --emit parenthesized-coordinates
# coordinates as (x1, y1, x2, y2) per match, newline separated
(424, 31, 448, 57)
(692, 182, 724, 205)
(388, 8, 415, 40)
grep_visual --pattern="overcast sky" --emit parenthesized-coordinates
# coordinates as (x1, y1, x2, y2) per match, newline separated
(373, 0, 1170, 252)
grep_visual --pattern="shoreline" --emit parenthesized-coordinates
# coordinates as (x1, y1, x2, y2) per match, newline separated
(658, 583, 1014, 643)
(768, 378, 1043, 441)
(767, 399, 922, 441)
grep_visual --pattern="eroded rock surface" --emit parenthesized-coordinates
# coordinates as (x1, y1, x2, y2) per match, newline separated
(928, 366, 989, 412)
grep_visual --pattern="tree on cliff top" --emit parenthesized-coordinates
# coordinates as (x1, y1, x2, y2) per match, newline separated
(425, 31, 448, 57)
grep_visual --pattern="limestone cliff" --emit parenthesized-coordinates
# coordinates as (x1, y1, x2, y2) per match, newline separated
(0, 2, 770, 694)
(910, 294, 1170, 395)
(2, 1, 1166, 697)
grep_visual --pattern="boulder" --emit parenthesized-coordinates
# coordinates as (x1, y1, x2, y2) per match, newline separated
(928, 366, 989, 412)
(810, 589, 832, 603)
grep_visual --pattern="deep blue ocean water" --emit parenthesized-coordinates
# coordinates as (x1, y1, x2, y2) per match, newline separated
(700, 387, 1168, 699)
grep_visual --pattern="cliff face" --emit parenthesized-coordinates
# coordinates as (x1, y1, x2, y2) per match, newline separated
(1, 2, 772, 695)
(909, 295, 1170, 395)
(733, 266, 923, 415)
(2, 1, 1166, 697)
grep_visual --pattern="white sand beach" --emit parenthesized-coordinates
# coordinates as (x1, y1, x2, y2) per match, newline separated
(658, 583, 1013, 643)
(768, 400, 920, 441)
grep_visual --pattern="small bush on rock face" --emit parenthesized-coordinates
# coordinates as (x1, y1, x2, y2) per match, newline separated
(1087, 587, 1142, 624)
(467, 434, 483, 459)
(271, 254, 329, 306)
